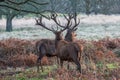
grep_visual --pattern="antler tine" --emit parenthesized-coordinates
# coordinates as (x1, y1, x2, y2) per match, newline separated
(51, 12, 58, 19)
(59, 26, 69, 32)
(71, 18, 80, 30)
(63, 14, 69, 21)
(35, 18, 39, 25)
(64, 13, 74, 20)
(51, 13, 65, 28)
(38, 16, 42, 23)
(51, 25, 57, 32)
(63, 14, 73, 28)
(35, 16, 55, 33)
(56, 25, 59, 31)
(68, 13, 74, 20)
(68, 21, 72, 27)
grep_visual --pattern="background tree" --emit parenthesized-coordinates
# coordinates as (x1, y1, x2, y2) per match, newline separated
(69, 0, 80, 23)
(0, 6, 19, 31)
(0, 0, 49, 32)
(98, 0, 113, 14)
(0, 0, 4, 2)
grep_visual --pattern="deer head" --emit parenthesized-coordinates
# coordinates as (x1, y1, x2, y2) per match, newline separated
(64, 14, 80, 42)
(50, 13, 80, 42)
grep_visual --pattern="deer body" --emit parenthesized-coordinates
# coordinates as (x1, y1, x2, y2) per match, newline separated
(54, 32, 82, 73)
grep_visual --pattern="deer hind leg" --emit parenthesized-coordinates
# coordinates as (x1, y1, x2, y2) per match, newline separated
(56, 57, 60, 68)
(36, 55, 44, 72)
(60, 59, 63, 68)
(67, 62, 70, 70)
(73, 57, 82, 73)
(56, 57, 58, 67)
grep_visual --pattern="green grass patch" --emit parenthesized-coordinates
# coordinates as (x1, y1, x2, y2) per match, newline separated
(2, 65, 57, 80)
(96, 62, 119, 69)
(106, 63, 119, 69)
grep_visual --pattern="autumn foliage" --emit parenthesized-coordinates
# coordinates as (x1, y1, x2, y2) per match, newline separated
(0, 38, 120, 79)
(0, 38, 52, 68)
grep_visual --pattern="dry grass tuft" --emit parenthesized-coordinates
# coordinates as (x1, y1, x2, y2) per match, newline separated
(0, 38, 51, 68)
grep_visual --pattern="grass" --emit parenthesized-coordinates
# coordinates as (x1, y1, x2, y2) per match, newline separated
(106, 63, 119, 69)
(96, 62, 119, 70)
(1, 62, 119, 80)
(2, 65, 57, 80)
(0, 58, 119, 80)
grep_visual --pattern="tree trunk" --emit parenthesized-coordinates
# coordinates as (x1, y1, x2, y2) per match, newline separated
(70, 0, 77, 24)
(6, 15, 13, 32)
(0, 15, 2, 19)
(85, 0, 91, 15)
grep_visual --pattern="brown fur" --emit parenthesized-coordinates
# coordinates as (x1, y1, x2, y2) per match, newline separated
(36, 39, 56, 72)
(55, 34, 83, 73)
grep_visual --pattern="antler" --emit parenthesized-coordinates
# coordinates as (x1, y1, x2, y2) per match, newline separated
(50, 13, 80, 31)
(35, 12, 80, 33)
(51, 13, 73, 29)
(71, 18, 80, 31)
(51, 13, 65, 28)
(35, 17, 56, 33)
(35, 15, 68, 33)
(64, 14, 80, 31)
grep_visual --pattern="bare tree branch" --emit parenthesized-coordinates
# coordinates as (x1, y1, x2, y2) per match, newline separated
(29, 0, 48, 5)
(5, 0, 30, 5)
(0, 4, 53, 19)
(5, 0, 48, 5)
(0, 0, 4, 2)
(27, 2, 39, 11)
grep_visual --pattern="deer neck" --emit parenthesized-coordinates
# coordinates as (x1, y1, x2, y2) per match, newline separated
(65, 34, 73, 42)
(55, 36, 63, 49)
(65, 36, 73, 42)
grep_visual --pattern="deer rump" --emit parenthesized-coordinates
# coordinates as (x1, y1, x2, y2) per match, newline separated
(36, 39, 56, 57)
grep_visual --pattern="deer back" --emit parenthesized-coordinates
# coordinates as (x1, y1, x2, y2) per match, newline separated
(36, 39, 55, 55)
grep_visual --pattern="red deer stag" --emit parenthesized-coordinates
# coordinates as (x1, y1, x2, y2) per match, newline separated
(50, 13, 81, 70)
(36, 14, 83, 73)
(58, 14, 80, 69)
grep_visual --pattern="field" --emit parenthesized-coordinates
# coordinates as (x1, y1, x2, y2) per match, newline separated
(0, 14, 120, 80)
(0, 14, 120, 40)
